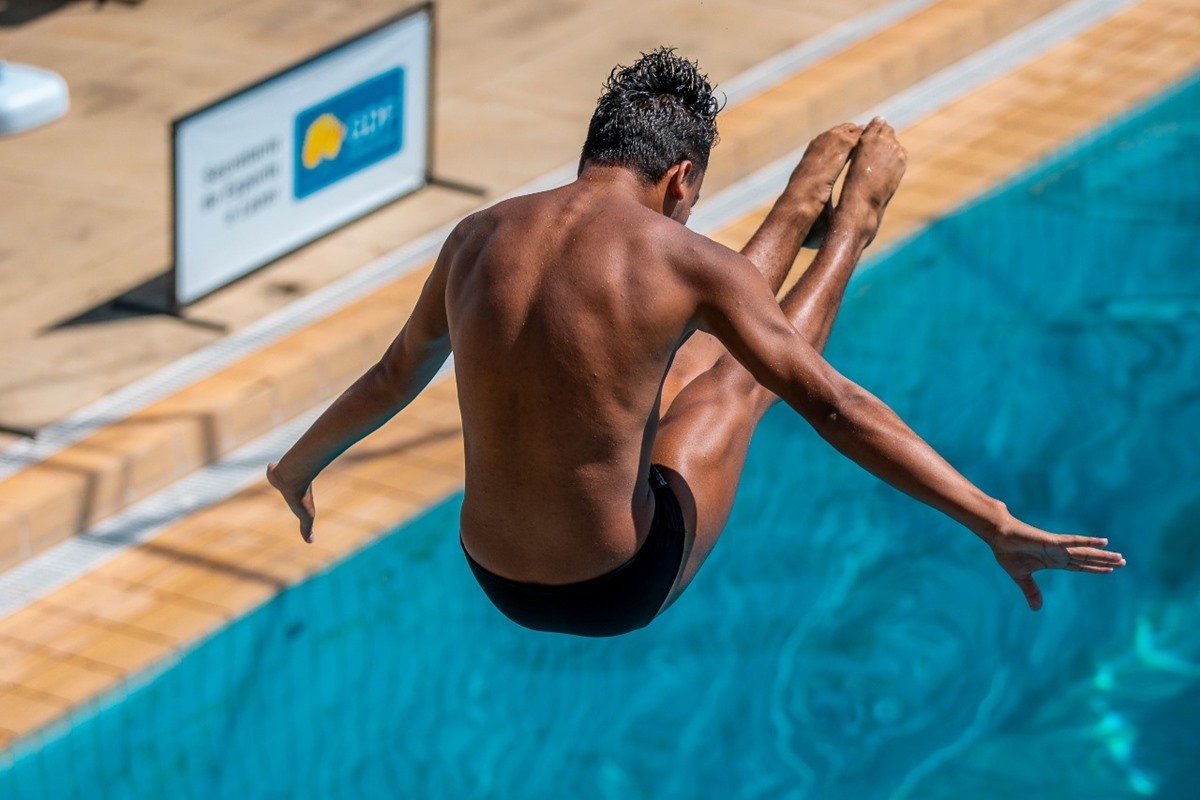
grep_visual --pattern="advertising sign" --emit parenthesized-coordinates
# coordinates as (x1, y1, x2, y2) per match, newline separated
(172, 5, 431, 307)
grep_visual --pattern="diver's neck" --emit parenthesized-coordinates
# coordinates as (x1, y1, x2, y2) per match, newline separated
(576, 164, 664, 214)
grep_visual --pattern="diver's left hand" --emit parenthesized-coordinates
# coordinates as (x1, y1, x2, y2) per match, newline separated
(987, 519, 1126, 611)
(267, 461, 317, 543)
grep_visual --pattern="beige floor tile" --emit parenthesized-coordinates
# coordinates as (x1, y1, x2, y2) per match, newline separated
(91, 545, 190, 587)
(38, 578, 161, 627)
(319, 480, 428, 531)
(124, 599, 228, 646)
(0, 639, 53, 687)
(0, 604, 86, 651)
(152, 566, 279, 615)
(0, 686, 69, 736)
(20, 658, 122, 706)
(68, 626, 173, 678)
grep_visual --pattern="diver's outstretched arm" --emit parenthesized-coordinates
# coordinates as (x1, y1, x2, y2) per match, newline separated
(683, 232, 1127, 612)
(267, 219, 462, 542)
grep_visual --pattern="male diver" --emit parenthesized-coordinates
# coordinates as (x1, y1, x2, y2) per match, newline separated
(269, 49, 1125, 636)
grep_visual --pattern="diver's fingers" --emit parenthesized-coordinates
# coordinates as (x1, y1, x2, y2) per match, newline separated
(1064, 546, 1126, 567)
(1067, 564, 1115, 574)
(1062, 534, 1110, 548)
(299, 485, 316, 544)
(1014, 574, 1043, 612)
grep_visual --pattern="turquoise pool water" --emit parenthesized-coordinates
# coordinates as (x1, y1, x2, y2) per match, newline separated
(4, 75, 1199, 799)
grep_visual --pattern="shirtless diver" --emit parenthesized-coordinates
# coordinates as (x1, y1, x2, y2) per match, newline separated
(268, 48, 1126, 637)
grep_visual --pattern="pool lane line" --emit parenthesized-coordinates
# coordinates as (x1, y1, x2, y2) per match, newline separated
(0, 0, 1141, 618)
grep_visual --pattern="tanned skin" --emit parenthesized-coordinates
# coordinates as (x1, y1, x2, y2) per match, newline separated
(269, 118, 1125, 616)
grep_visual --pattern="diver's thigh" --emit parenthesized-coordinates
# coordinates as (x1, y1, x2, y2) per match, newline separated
(659, 330, 728, 416)
(652, 355, 774, 607)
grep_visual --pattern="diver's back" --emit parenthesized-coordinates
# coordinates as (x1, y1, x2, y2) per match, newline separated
(446, 184, 680, 581)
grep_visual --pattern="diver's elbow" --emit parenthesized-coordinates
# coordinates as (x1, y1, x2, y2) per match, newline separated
(813, 384, 869, 432)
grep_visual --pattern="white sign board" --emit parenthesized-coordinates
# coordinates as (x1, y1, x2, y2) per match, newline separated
(172, 5, 431, 306)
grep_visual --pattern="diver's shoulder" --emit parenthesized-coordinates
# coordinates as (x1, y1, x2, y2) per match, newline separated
(451, 206, 494, 237)
(650, 215, 736, 265)
(457, 192, 550, 232)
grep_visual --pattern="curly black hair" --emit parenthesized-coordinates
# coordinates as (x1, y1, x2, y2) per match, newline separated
(578, 47, 723, 183)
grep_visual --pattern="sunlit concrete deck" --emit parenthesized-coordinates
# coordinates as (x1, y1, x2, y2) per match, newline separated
(2, 0, 1198, 756)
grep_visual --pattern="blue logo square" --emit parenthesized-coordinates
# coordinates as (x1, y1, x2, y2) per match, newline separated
(294, 67, 405, 200)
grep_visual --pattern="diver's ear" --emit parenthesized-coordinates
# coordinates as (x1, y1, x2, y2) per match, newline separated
(666, 160, 694, 200)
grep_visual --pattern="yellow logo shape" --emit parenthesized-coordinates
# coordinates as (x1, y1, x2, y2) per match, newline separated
(301, 112, 346, 169)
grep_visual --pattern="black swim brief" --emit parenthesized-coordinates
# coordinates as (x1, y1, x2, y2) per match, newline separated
(461, 465, 687, 637)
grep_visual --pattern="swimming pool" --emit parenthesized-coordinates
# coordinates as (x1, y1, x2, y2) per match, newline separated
(4, 74, 1198, 798)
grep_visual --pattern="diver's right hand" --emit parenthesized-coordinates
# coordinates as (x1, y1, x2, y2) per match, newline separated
(986, 518, 1126, 611)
